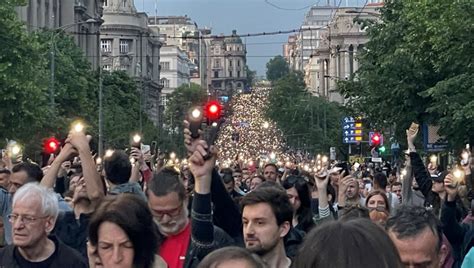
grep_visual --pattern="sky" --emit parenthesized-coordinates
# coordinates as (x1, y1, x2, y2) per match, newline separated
(137, 0, 366, 76)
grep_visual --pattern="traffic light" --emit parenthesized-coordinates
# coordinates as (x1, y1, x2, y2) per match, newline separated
(378, 145, 386, 154)
(369, 132, 382, 147)
(43, 137, 60, 154)
(205, 100, 222, 123)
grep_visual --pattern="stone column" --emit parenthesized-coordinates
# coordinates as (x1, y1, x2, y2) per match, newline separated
(344, 45, 351, 80)
(353, 45, 359, 73)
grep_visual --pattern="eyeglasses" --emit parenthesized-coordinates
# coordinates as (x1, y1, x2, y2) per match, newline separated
(8, 214, 48, 224)
(152, 204, 183, 219)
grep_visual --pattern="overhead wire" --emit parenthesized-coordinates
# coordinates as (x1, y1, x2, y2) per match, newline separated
(264, 0, 321, 11)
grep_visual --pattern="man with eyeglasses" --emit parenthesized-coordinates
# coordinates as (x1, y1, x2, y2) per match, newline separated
(0, 183, 86, 267)
(0, 161, 71, 245)
(146, 141, 233, 268)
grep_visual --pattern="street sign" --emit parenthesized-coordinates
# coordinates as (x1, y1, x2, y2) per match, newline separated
(423, 124, 448, 152)
(342, 116, 363, 144)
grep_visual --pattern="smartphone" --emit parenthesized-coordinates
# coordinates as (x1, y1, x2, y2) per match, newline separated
(187, 107, 203, 139)
(365, 182, 372, 192)
(150, 141, 157, 155)
(202, 119, 224, 160)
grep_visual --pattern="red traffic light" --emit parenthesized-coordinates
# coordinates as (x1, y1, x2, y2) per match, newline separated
(44, 137, 60, 154)
(205, 100, 222, 121)
(370, 132, 382, 147)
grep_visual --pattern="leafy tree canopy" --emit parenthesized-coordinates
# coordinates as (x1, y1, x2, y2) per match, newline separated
(266, 55, 289, 82)
(338, 0, 473, 148)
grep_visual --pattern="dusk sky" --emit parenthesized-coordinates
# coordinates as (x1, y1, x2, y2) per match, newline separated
(138, 0, 366, 77)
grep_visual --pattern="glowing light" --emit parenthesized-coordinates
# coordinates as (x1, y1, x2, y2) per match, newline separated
(73, 122, 84, 133)
(191, 108, 201, 119)
(453, 169, 463, 179)
(11, 145, 21, 155)
(96, 157, 102, 165)
(401, 169, 407, 177)
(105, 149, 114, 158)
(170, 152, 176, 159)
(430, 155, 438, 163)
(322, 156, 328, 163)
(133, 134, 141, 144)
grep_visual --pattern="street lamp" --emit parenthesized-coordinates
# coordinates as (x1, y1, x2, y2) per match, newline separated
(50, 18, 97, 112)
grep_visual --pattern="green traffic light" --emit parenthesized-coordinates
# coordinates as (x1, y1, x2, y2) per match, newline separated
(378, 146, 386, 153)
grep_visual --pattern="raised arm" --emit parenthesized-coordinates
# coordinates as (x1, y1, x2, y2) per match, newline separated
(40, 143, 76, 189)
(67, 132, 104, 203)
(188, 140, 216, 259)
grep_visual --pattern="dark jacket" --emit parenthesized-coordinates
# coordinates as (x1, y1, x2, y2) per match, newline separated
(53, 211, 91, 260)
(441, 200, 474, 268)
(410, 152, 439, 211)
(0, 235, 87, 268)
(209, 169, 243, 243)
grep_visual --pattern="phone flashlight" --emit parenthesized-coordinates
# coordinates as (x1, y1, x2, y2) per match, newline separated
(131, 134, 141, 148)
(188, 107, 203, 139)
(73, 122, 84, 133)
(105, 149, 114, 158)
(11, 144, 21, 156)
(430, 155, 438, 164)
(322, 155, 328, 163)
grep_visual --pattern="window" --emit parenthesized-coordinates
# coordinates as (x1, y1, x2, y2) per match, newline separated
(214, 71, 219, 78)
(101, 39, 112, 53)
(103, 65, 111, 71)
(103, 0, 108, 7)
(229, 71, 232, 77)
(229, 60, 232, 67)
(161, 78, 170, 88)
(213, 59, 221, 68)
(119, 39, 130, 54)
(237, 60, 241, 67)
(160, 62, 170, 71)
(161, 95, 168, 106)
(237, 71, 240, 78)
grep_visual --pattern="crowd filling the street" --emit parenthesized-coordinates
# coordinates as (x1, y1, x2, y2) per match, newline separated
(0, 85, 472, 268)
(1, 0, 473, 268)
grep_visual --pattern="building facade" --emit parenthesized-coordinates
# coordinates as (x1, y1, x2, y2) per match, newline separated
(208, 30, 247, 97)
(15, 0, 103, 69)
(100, 0, 163, 126)
(159, 45, 191, 107)
(310, 4, 382, 103)
(148, 16, 209, 88)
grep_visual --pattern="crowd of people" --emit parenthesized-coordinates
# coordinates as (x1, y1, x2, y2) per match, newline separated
(215, 88, 292, 169)
(0, 86, 472, 267)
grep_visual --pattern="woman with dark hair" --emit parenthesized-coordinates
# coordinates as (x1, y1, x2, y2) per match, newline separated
(293, 218, 403, 268)
(88, 194, 165, 268)
(365, 190, 390, 225)
(197, 246, 265, 268)
(282, 175, 314, 233)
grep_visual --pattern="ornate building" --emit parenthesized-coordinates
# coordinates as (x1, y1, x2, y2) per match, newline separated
(100, 0, 163, 126)
(309, 3, 382, 103)
(15, 0, 103, 69)
(208, 30, 247, 97)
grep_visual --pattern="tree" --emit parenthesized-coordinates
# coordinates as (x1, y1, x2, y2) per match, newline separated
(163, 83, 207, 154)
(338, 0, 474, 148)
(0, 0, 51, 155)
(245, 65, 256, 86)
(266, 55, 289, 82)
(101, 71, 160, 149)
(267, 72, 344, 154)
